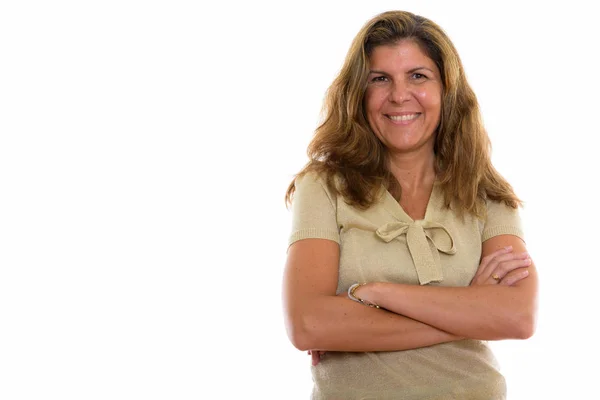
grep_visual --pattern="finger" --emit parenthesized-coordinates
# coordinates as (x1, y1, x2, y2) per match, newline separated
(473, 246, 513, 280)
(472, 252, 529, 286)
(471, 246, 512, 283)
(491, 255, 531, 281)
(311, 351, 320, 366)
(478, 246, 512, 270)
(499, 268, 529, 286)
(480, 251, 529, 281)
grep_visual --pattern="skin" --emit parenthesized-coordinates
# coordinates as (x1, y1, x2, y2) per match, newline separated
(283, 40, 538, 365)
(364, 40, 443, 216)
(364, 40, 442, 160)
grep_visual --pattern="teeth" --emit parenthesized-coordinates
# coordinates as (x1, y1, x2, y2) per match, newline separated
(388, 114, 418, 121)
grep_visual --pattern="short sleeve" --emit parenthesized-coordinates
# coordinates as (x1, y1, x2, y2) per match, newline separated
(288, 172, 340, 247)
(481, 200, 525, 243)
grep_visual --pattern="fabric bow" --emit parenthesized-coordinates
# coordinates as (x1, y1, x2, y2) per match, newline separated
(375, 220, 456, 285)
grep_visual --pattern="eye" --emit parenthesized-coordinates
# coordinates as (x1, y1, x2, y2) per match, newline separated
(411, 73, 427, 80)
(370, 75, 388, 83)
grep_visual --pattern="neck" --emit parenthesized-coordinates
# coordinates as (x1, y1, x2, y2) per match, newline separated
(387, 150, 436, 194)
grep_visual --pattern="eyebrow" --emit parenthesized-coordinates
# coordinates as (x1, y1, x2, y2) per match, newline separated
(368, 67, 435, 74)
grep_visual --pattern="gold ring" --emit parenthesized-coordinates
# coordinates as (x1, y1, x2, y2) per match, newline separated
(492, 273, 500, 281)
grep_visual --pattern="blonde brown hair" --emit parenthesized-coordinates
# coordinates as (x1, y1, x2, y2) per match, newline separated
(285, 10, 520, 216)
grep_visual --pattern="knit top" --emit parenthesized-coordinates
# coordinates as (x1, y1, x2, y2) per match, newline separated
(288, 172, 524, 400)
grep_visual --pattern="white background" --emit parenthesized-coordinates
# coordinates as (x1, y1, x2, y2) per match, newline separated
(1, 1, 599, 399)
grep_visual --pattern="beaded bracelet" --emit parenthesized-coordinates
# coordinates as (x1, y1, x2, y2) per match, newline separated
(347, 283, 380, 309)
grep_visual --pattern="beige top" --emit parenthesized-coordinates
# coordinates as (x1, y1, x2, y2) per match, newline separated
(288, 172, 524, 400)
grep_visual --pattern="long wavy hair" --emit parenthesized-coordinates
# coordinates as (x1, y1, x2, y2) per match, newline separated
(285, 10, 520, 216)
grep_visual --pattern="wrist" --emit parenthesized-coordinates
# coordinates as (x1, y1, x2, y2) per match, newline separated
(360, 282, 383, 304)
(348, 282, 381, 309)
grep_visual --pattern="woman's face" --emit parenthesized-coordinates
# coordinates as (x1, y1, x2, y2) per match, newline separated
(364, 40, 443, 156)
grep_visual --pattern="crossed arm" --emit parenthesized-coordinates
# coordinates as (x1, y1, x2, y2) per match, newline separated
(282, 234, 538, 353)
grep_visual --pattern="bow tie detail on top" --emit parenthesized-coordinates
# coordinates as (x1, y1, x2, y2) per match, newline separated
(375, 220, 456, 285)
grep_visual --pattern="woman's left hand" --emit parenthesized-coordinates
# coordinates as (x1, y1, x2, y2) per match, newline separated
(470, 246, 531, 286)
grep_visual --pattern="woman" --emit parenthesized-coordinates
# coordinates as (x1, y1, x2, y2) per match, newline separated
(282, 10, 538, 400)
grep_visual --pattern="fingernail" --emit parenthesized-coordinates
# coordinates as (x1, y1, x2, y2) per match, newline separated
(504, 246, 512, 251)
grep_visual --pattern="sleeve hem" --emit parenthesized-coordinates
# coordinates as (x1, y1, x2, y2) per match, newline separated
(288, 228, 340, 247)
(481, 226, 525, 242)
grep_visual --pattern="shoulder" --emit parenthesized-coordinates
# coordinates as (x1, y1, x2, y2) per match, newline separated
(289, 170, 341, 246)
(295, 170, 326, 187)
(484, 198, 520, 221)
(481, 199, 524, 242)
(294, 170, 340, 205)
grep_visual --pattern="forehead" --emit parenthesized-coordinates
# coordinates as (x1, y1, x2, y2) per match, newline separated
(368, 40, 438, 71)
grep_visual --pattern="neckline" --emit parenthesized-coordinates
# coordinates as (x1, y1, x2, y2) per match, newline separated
(381, 181, 439, 223)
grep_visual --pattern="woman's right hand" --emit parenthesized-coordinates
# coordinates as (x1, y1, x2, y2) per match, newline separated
(308, 350, 326, 366)
(470, 246, 532, 286)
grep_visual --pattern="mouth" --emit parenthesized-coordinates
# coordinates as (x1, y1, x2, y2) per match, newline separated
(385, 113, 420, 122)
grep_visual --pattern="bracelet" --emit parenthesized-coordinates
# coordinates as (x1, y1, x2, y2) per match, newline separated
(347, 283, 380, 309)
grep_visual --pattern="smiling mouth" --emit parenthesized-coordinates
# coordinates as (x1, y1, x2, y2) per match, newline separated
(386, 113, 420, 122)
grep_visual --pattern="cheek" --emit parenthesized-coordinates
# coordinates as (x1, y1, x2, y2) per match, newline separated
(364, 89, 386, 114)
(415, 89, 442, 113)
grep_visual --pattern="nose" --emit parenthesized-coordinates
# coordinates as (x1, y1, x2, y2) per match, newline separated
(389, 79, 410, 104)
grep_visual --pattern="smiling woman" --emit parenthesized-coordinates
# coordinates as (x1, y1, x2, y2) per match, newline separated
(282, 10, 537, 400)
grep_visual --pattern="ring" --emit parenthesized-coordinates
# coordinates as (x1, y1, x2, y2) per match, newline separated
(492, 273, 500, 281)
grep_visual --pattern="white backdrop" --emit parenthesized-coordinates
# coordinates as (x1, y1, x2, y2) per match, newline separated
(1, 1, 599, 399)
